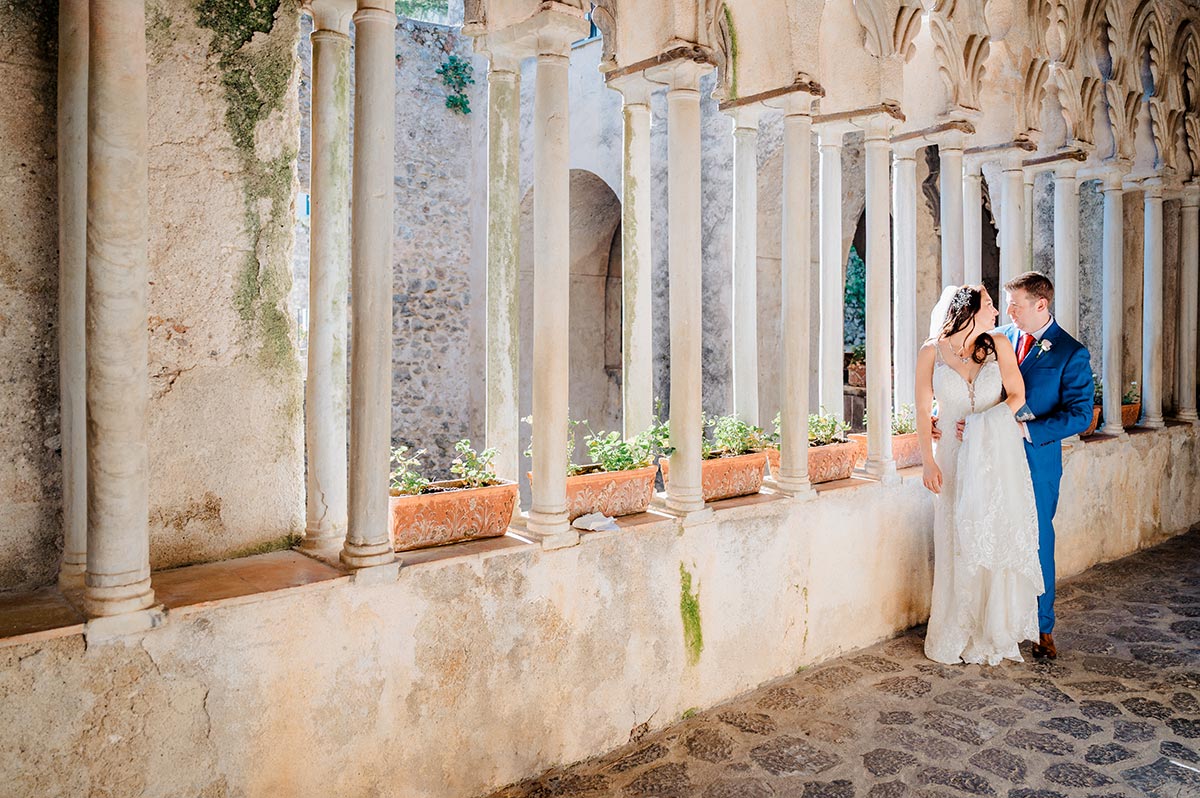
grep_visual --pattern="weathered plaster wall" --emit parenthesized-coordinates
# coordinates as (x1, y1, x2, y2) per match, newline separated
(2, 426, 1196, 798)
(0, 2, 59, 591)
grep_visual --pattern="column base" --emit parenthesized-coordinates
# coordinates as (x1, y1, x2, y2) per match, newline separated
(1176, 410, 1200, 424)
(84, 604, 167, 646)
(655, 498, 714, 527)
(1100, 424, 1128, 438)
(58, 560, 86, 592)
(865, 457, 898, 484)
(770, 475, 816, 500)
(340, 541, 396, 569)
(1140, 416, 1166, 429)
(83, 576, 156, 618)
(300, 527, 345, 551)
(526, 511, 579, 550)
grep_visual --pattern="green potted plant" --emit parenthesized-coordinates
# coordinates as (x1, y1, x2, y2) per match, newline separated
(1090, 378, 1142, 432)
(526, 418, 659, 521)
(765, 408, 858, 484)
(1082, 372, 1103, 437)
(388, 440, 518, 551)
(659, 413, 770, 502)
(848, 404, 921, 469)
(846, 344, 867, 387)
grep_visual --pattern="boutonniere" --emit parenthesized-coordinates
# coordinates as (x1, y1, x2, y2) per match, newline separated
(1036, 339, 1053, 358)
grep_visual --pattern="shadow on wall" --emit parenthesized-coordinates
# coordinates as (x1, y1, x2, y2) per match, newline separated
(517, 170, 624, 504)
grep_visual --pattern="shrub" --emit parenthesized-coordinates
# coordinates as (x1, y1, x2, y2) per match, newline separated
(450, 439, 498, 488)
(389, 445, 430, 495)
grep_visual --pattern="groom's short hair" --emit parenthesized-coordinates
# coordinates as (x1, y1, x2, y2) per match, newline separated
(1004, 271, 1054, 306)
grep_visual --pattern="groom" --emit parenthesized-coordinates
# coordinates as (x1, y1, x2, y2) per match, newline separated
(988, 272, 1094, 659)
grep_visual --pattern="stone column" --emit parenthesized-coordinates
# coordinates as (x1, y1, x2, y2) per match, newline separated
(730, 105, 761, 425)
(892, 144, 919, 410)
(1101, 172, 1126, 437)
(999, 156, 1025, 323)
(482, 46, 523, 484)
(610, 74, 655, 439)
(653, 59, 710, 515)
(57, 0, 88, 588)
(303, 14, 352, 550)
(1053, 166, 1080, 336)
(343, 3, 397, 569)
(1024, 170, 1036, 270)
(818, 127, 845, 419)
(963, 159, 983, 285)
(1141, 179, 1165, 428)
(864, 118, 895, 479)
(526, 24, 580, 545)
(775, 95, 815, 497)
(1177, 184, 1199, 423)
(939, 137, 965, 287)
(84, 0, 155, 616)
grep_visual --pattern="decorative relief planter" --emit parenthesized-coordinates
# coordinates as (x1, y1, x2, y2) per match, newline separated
(848, 432, 921, 469)
(389, 480, 517, 551)
(847, 363, 866, 387)
(660, 451, 767, 502)
(1121, 402, 1141, 428)
(1082, 405, 1102, 437)
(766, 441, 859, 485)
(529, 464, 658, 521)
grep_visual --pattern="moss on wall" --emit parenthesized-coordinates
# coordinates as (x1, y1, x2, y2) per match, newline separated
(196, 0, 299, 374)
(679, 563, 704, 666)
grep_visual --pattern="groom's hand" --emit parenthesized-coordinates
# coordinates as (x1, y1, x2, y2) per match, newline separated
(930, 417, 941, 441)
(955, 419, 966, 441)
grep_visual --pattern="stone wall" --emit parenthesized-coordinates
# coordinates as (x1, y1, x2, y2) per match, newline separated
(0, 2, 59, 591)
(2, 425, 1196, 797)
(0, 0, 307, 591)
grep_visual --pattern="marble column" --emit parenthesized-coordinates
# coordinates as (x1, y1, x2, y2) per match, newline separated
(999, 156, 1025, 323)
(1141, 180, 1165, 428)
(1024, 170, 1036, 270)
(963, 159, 983, 285)
(1053, 166, 1080, 336)
(526, 27, 579, 545)
(730, 105, 761, 425)
(1177, 184, 1199, 423)
(775, 95, 815, 497)
(1101, 172, 1126, 437)
(940, 137, 965, 287)
(57, 0, 88, 588)
(892, 144, 919, 410)
(818, 127, 845, 419)
(303, 17, 352, 550)
(864, 118, 895, 479)
(655, 60, 710, 515)
(482, 48, 523, 484)
(343, 3, 397, 569)
(84, 0, 155, 616)
(610, 74, 655, 439)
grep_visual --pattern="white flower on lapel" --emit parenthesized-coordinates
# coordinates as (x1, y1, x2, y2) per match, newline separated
(1036, 339, 1052, 358)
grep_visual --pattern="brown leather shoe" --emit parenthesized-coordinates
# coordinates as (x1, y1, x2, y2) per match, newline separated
(1031, 632, 1057, 660)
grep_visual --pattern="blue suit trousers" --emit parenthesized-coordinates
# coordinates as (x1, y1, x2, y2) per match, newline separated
(1031, 475, 1060, 634)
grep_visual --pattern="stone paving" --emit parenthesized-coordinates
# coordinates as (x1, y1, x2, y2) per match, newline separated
(490, 531, 1200, 798)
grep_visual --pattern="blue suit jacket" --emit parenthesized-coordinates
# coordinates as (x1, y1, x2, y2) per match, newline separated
(997, 322, 1094, 482)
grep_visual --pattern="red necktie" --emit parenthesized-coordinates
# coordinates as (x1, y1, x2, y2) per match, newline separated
(1017, 333, 1034, 364)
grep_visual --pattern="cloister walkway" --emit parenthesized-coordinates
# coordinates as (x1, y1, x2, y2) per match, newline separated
(490, 531, 1200, 798)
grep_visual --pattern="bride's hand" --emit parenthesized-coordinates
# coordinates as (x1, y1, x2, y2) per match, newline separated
(922, 462, 943, 494)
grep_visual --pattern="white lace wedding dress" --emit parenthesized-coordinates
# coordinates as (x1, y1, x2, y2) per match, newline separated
(924, 351, 1044, 666)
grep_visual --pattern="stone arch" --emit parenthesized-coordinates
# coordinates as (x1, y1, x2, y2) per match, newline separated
(517, 170, 623, 494)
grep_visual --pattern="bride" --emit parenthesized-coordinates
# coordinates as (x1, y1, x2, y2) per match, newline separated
(916, 285, 1044, 666)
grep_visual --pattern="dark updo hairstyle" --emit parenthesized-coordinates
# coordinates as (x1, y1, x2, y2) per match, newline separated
(939, 285, 996, 365)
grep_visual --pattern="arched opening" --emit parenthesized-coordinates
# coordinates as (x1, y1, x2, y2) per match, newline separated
(518, 170, 623, 501)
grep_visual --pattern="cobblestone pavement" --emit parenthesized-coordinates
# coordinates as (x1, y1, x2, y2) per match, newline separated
(490, 531, 1200, 798)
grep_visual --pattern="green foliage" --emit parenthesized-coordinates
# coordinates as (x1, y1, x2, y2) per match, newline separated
(707, 414, 771, 456)
(843, 247, 866, 347)
(809, 408, 850, 447)
(389, 445, 430, 495)
(848, 343, 867, 365)
(638, 401, 676, 459)
(395, 0, 449, 18)
(1123, 381, 1141, 405)
(584, 430, 654, 473)
(436, 54, 475, 114)
(862, 403, 917, 435)
(450, 439, 499, 488)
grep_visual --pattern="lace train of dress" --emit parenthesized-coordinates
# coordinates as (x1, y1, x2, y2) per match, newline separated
(924, 358, 1044, 666)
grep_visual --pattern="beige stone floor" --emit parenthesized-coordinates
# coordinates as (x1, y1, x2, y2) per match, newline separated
(488, 529, 1200, 798)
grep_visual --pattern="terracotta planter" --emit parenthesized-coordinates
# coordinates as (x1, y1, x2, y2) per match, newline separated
(1121, 402, 1141, 428)
(1082, 405, 1102, 437)
(766, 441, 860, 485)
(529, 464, 658, 521)
(389, 480, 517, 552)
(848, 432, 921, 469)
(847, 362, 867, 387)
(660, 451, 767, 502)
